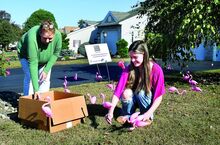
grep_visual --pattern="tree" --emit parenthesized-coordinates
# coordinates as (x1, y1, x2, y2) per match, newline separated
(61, 32, 69, 50)
(22, 9, 58, 33)
(0, 20, 22, 50)
(0, 20, 14, 50)
(135, 0, 220, 67)
(0, 10, 11, 21)
(77, 19, 88, 29)
(116, 39, 129, 58)
(11, 22, 22, 42)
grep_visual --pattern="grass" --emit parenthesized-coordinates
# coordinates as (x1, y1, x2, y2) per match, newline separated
(5, 51, 130, 69)
(1, 51, 219, 144)
(0, 78, 220, 144)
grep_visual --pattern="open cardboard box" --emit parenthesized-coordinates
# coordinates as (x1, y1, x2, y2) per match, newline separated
(18, 91, 88, 133)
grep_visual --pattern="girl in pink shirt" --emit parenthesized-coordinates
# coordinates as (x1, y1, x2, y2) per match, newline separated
(105, 40, 165, 130)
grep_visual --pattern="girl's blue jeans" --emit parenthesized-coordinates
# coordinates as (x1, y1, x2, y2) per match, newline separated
(121, 90, 153, 119)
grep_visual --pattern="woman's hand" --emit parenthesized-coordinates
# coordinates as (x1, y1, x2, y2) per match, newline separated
(34, 92, 41, 100)
(105, 112, 113, 125)
(39, 71, 47, 83)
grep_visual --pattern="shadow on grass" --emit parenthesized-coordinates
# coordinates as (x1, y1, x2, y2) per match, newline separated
(0, 91, 21, 123)
(87, 104, 122, 129)
(0, 91, 21, 108)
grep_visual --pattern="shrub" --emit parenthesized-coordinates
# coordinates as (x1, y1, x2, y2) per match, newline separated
(60, 49, 75, 57)
(116, 39, 129, 58)
(78, 42, 90, 57)
(0, 50, 10, 76)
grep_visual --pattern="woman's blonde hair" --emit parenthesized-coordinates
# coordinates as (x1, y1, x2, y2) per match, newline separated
(127, 40, 151, 94)
(40, 20, 55, 34)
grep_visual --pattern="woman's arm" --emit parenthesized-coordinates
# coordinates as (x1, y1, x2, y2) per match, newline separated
(143, 95, 163, 121)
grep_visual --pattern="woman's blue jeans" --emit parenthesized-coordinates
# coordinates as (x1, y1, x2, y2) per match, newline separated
(20, 58, 51, 96)
(121, 90, 153, 119)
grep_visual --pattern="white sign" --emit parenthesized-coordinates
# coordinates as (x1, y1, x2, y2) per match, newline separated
(85, 43, 112, 65)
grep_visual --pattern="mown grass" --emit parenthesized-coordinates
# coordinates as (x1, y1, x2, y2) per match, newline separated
(6, 56, 129, 69)
(0, 78, 219, 145)
(1, 51, 219, 144)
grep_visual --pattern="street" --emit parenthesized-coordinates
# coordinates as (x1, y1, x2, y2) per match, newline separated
(0, 63, 123, 93)
(0, 60, 219, 94)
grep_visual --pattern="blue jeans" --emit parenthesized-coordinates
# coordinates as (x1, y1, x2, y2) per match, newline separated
(20, 58, 51, 96)
(121, 90, 153, 119)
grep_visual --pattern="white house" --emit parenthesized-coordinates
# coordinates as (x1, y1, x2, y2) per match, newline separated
(67, 9, 148, 55)
(67, 9, 220, 61)
(66, 23, 98, 53)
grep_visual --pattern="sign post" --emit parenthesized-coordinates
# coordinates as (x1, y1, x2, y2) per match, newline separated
(85, 43, 112, 82)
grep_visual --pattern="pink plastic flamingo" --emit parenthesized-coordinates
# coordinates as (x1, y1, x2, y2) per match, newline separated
(133, 119, 151, 127)
(42, 96, 52, 118)
(74, 73, 78, 81)
(87, 93, 97, 104)
(168, 86, 186, 95)
(128, 112, 140, 123)
(96, 72, 102, 81)
(117, 60, 125, 69)
(106, 82, 115, 91)
(63, 76, 70, 93)
(191, 85, 202, 92)
(5, 69, 10, 76)
(100, 93, 112, 109)
(183, 73, 190, 81)
(188, 74, 198, 86)
(182, 71, 191, 81)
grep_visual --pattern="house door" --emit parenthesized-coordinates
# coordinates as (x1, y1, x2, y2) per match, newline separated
(105, 30, 119, 55)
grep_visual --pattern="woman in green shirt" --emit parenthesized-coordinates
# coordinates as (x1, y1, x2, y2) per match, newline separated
(17, 20, 62, 99)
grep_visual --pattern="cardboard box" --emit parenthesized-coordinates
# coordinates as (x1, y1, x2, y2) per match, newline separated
(18, 91, 88, 133)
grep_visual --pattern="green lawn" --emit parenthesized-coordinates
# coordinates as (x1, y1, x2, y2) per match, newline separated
(1, 51, 219, 144)
(0, 78, 219, 144)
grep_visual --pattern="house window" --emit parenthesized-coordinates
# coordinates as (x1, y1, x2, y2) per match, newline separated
(73, 40, 81, 47)
(107, 16, 112, 23)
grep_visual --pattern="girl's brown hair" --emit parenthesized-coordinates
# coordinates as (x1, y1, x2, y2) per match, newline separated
(127, 40, 151, 94)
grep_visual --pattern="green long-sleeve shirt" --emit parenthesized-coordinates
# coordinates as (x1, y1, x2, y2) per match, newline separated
(17, 25, 62, 92)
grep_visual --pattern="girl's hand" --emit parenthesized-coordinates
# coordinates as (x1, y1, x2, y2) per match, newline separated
(143, 112, 152, 121)
(105, 113, 113, 125)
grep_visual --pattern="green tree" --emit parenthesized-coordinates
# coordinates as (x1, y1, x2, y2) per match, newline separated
(116, 39, 129, 58)
(0, 10, 11, 21)
(135, 0, 220, 67)
(0, 20, 22, 50)
(11, 22, 22, 42)
(22, 9, 58, 33)
(0, 20, 14, 50)
(77, 19, 88, 29)
(61, 32, 69, 50)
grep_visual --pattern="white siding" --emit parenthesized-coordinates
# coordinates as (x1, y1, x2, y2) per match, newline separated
(119, 15, 148, 47)
(67, 25, 96, 53)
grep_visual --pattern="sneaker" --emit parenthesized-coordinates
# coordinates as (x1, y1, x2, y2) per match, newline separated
(128, 126, 136, 131)
(116, 116, 128, 124)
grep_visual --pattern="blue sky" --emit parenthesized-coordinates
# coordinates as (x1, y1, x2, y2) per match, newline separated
(1, 0, 140, 28)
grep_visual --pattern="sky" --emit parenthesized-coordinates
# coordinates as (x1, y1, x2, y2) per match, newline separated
(1, 0, 140, 28)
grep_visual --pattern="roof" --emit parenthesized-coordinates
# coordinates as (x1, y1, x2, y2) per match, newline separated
(84, 20, 100, 25)
(98, 9, 139, 27)
(59, 26, 79, 34)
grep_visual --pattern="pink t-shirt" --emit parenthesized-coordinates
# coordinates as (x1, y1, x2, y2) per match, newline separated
(114, 62, 166, 101)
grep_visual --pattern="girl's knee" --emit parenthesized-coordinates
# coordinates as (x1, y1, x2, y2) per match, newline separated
(122, 89, 133, 100)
